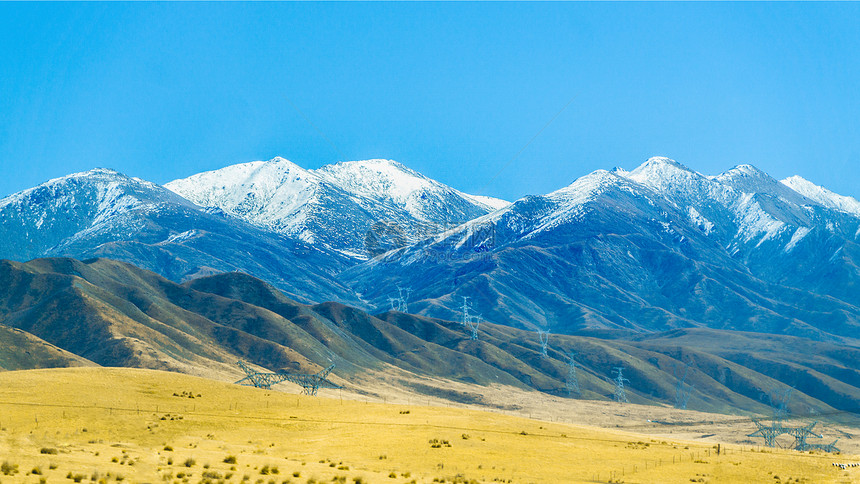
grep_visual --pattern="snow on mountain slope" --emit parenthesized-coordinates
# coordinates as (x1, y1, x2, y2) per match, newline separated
(782, 175, 860, 217)
(166, 157, 508, 258)
(346, 157, 860, 340)
(422, 169, 615, 252)
(715, 164, 812, 208)
(0, 168, 195, 259)
(0, 167, 362, 304)
(314, 159, 508, 222)
(461, 193, 510, 211)
(617, 157, 820, 249)
(165, 157, 321, 236)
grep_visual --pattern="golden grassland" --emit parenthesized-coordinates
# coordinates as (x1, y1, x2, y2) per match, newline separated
(0, 368, 856, 484)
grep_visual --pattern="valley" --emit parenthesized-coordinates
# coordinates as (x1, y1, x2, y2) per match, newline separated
(0, 367, 856, 484)
(2, 156, 860, 482)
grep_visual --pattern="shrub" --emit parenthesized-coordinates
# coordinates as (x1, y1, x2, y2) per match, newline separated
(224, 455, 237, 464)
(1, 461, 19, 475)
(163, 446, 173, 452)
(183, 458, 196, 467)
(40, 447, 59, 455)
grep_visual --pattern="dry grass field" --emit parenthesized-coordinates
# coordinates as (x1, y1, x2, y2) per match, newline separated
(0, 368, 856, 484)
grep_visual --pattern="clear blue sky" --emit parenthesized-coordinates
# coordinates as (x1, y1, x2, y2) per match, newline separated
(2, 2, 859, 202)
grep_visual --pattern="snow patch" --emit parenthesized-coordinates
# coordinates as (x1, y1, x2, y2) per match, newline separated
(784, 227, 812, 253)
(686, 206, 714, 234)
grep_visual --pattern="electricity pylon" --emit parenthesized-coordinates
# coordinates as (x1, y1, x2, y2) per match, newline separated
(566, 352, 581, 397)
(538, 330, 550, 358)
(460, 296, 483, 340)
(673, 361, 693, 410)
(611, 366, 629, 403)
(389, 286, 411, 312)
(235, 361, 341, 396)
(466, 316, 481, 340)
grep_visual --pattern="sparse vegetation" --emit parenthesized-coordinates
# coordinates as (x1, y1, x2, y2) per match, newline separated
(2, 461, 19, 475)
(0, 367, 849, 484)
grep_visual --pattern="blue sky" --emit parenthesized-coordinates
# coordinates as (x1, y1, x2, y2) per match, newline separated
(2, 3, 859, 202)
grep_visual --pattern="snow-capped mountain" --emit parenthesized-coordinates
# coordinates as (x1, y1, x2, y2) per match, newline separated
(0, 168, 360, 305)
(165, 157, 508, 258)
(0, 168, 195, 260)
(6, 155, 860, 344)
(345, 157, 860, 344)
(782, 175, 860, 217)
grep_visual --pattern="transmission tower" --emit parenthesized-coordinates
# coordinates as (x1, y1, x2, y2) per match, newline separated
(806, 439, 840, 453)
(747, 386, 808, 449)
(611, 366, 629, 403)
(787, 421, 823, 451)
(235, 361, 341, 396)
(764, 386, 794, 421)
(538, 330, 550, 358)
(389, 286, 411, 312)
(566, 352, 581, 397)
(461, 296, 472, 326)
(460, 296, 483, 339)
(465, 316, 481, 340)
(749, 418, 786, 448)
(673, 362, 693, 410)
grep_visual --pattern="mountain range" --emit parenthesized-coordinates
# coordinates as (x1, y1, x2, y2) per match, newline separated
(3, 155, 860, 345)
(1, 256, 858, 418)
(164, 157, 507, 258)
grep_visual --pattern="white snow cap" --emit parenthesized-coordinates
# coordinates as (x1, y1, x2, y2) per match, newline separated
(714, 164, 769, 182)
(782, 175, 860, 217)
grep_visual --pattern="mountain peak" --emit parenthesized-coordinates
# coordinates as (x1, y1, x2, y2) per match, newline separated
(715, 164, 769, 182)
(628, 157, 697, 177)
(643, 156, 690, 168)
(624, 156, 703, 193)
(314, 159, 434, 205)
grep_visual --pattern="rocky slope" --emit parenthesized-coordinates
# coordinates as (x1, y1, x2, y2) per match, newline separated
(1, 256, 858, 416)
(165, 157, 508, 258)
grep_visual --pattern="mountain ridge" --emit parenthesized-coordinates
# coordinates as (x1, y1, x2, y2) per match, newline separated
(1, 255, 858, 418)
(165, 157, 509, 258)
(6, 155, 860, 344)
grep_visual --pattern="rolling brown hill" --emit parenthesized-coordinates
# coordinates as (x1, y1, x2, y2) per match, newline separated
(0, 257, 858, 420)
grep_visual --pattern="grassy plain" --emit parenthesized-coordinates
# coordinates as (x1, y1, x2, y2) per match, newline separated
(0, 368, 856, 484)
